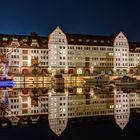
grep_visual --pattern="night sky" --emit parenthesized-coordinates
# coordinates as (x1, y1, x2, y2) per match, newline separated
(0, 0, 140, 42)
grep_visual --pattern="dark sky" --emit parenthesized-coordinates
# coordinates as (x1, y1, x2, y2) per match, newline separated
(0, 0, 140, 41)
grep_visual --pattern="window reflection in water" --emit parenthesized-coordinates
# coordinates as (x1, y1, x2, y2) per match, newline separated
(0, 83, 140, 136)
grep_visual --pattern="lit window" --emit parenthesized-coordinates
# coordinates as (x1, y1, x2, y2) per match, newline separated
(77, 88, 82, 93)
(32, 39, 37, 42)
(2, 37, 8, 41)
(77, 68, 82, 74)
(12, 38, 18, 41)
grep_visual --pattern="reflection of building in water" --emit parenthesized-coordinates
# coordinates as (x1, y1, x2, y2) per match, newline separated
(0, 87, 140, 135)
(114, 90, 130, 129)
(48, 89, 68, 136)
(68, 88, 114, 119)
(0, 88, 49, 126)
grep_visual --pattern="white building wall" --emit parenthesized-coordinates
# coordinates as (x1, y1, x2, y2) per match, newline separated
(113, 32, 129, 73)
(48, 27, 68, 69)
(114, 90, 130, 129)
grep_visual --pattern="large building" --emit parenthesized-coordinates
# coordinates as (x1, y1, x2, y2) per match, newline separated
(0, 26, 140, 76)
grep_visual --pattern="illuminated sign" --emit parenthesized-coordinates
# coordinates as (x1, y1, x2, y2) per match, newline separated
(0, 80, 14, 87)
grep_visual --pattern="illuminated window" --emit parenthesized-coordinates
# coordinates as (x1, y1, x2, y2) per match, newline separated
(77, 88, 82, 93)
(12, 38, 18, 41)
(2, 37, 8, 41)
(31, 39, 39, 47)
(32, 39, 37, 42)
(77, 68, 82, 74)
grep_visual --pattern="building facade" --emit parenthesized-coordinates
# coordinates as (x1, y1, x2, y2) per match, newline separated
(0, 27, 140, 76)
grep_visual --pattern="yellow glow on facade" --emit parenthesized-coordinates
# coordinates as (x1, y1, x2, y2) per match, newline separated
(77, 68, 82, 74)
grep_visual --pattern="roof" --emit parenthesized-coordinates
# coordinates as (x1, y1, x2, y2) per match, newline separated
(129, 42, 140, 53)
(0, 33, 48, 49)
(65, 33, 114, 46)
(1, 29, 140, 52)
(65, 32, 140, 51)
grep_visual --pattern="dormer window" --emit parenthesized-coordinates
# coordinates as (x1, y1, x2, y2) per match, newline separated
(11, 42, 20, 47)
(101, 40, 104, 43)
(12, 38, 18, 41)
(31, 39, 39, 47)
(11, 38, 20, 47)
(32, 39, 37, 43)
(93, 40, 97, 43)
(2, 37, 8, 41)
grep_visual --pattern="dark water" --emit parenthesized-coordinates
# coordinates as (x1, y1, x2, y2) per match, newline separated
(1, 78, 140, 140)
(0, 116, 140, 140)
